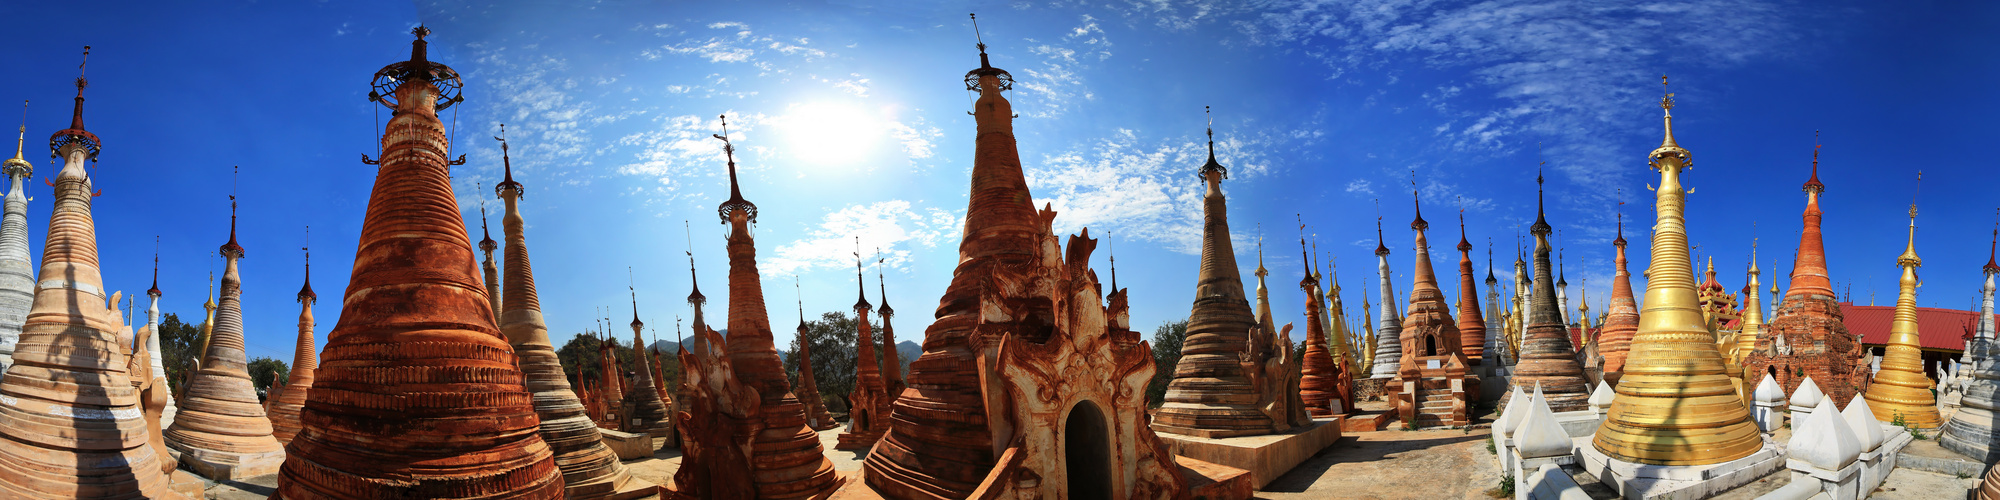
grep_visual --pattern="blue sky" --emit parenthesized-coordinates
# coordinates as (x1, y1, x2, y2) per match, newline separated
(1, 1, 1997, 362)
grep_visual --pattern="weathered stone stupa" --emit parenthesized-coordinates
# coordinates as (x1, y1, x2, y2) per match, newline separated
(0, 109, 34, 376)
(1457, 213, 1488, 366)
(0, 47, 181, 499)
(1591, 80, 1763, 466)
(839, 243, 890, 450)
(879, 268, 905, 401)
(480, 202, 501, 326)
(1391, 183, 1477, 426)
(1745, 145, 1866, 408)
(624, 288, 670, 437)
(1599, 213, 1639, 383)
(276, 28, 562, 499)
(1941, 226, 2000, 461)
(1297, 241, 1346, 417)
(1370, 220, 1405, 379)
(1484, 247, 1509, 371)
(145, 252, 178, 430)
(669, 260, 759, 498)
(792, 291, 838, 431)
(1862, 202, 1941, 430)
(173, 169, 289, 481)
(1500, 172, 1588, 413)
(859, 27, 1186, 498)
(1155, 112, 1280, 437)
(265, 246, 316, 445)
(712, 116, 843, 497)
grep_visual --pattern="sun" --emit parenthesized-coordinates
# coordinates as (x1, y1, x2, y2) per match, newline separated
(775, 101, 882, 167)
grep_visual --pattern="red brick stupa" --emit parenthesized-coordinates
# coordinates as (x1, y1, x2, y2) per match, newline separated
(164, 186, 287, 481)
(791, 289, 838, 431)
(838, 242, 891, 450)
(1456, 210, 1489, 368)
(1297, 239, 1348, 417)
(276, 27, 561, 499)
(1503, 170, 1591, 413)
(857, 24, 1186, 498)
(1390, 181, 1477, 427)
(1745, 142, 1867, 409)
(265, 245, 316, 445)
(1599, 211, 1639, 384)
(713, 116, 842, 497)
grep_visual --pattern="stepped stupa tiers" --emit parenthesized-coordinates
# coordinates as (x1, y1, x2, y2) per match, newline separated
(1599, 211, 1639, 383)
(1744, 141, 1866, 409)
(1155, 109, 1281, 437)
(1295, 240, 1346, 417)
(276, 28, 563, 499)
(1500, 170, 1588, 413)
(1942, 225, 2000, 460)
(0, 47, 182, 498)
(1591, 79, 1764, 466)
(1370, 218, 1405, 379)
(0, 104, 34, 376)
(1863, 201, 1941, 430)
(860, 25, 1187, 498)
(712, 116, 843, 497)
(1390, 180, 1478, 427)
(624, 283, 670, 437)
(839, 242, 890, 450)
(265, 242, 316, 445)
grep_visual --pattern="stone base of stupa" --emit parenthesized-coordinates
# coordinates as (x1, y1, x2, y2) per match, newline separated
(834, 429, 883, 450)
(168, 469, 205, 498)
(1174, 455, 1254, 500)
(1577, 435, 1783, 499)
(1475, 364, 1510, 402)
(176, 446, 284, 481)
(600, 429, 653, 460)
(1552, 409, 1603, 438)
(1156, 417, 1341, 489)
(605, 478, 663, 500)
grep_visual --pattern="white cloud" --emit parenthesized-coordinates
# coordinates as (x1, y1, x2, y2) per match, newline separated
(1345, 179, 1374, 195)
(767, 201, 963, 275)
(656, 21, 832, 71)
(888, 119, 942, 162)
(1016, 14, 1114, 118)
(1026, 125, 1305, 254)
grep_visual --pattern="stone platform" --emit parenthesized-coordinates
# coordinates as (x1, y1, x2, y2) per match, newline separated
(1176, 455, 1253, 500)
(1577, 435, 1785, 499)
(168, 470, 205, 498)
(1341, 410, 1394, 432)
(178, 446, 284, 482)
(601, 429, 653, 460)
(1896, 431, 1982, 478)
(1158, 418, 1342, 489)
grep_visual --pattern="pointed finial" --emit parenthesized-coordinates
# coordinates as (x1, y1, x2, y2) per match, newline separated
(1531, 154, 1551, 236)
(1456, 196, 1471, 252)
(298, 227, 316, 303)
(685, 220, 705, 306)
(1486, 238, 1497, 283)
(1802, 130, 1826, 194)
(221, 166, 245, 258)
(1297, 214, 1319, 291)
(1197, 106, 1227, 180)
(478, 185, 496, 252)
(5, 100, 26, 171)
(51, 46, 101, 161)
(877, 247, 894, 317)
(148, 235, 162, 297)
(1410, 169, 1427, 231)
(1373, 199, 1389, 256)
(714, 115, 757, 224)
(795, 275, 808, 329)
(1109, 233, 1120, 291)
(1614, 188, 1627, 248)
(1254, 226, 1268, 279)
(970, 13, 990, 69)
(853, 236, 871, 311)
(1899, 171, 1922, 268)
(495, 123, 522, 197)
(1984, 209, 1998, 274)
(629, 267, 643, 329)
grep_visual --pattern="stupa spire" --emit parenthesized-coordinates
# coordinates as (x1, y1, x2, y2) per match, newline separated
(1457, 201, 1488, 364)
(794, 276, 836, 430)
(1370, 200, 1404, 379)
(1506, 167, 1590, 412)
(623, 270, 669, 437)
(165, 183, 286, 480)
(49, 46, 99, 162)
(1865, 176, 1939, 429)
(479, 194, 500, 325)
(1734, 239, 1764, 363)
(1593, 78, 1762, 466)
(0, 101, 38, 375)
(269, 233, 317, 445)
(1788, 132, 1834, 299)
(877, 251, 904, 402)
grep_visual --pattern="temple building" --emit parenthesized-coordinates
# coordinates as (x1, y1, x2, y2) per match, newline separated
(1154, 112, 1282, 437)
(0, 48, 182, 498)
(0, 112, 33, 376)
(1590, 80, 1764, 468)
(1370, 221, 1405, 379)
(1599, 213, 1638, 384)
(492, 127, 652, 497)
(265, 246, 316, 445)
(1863, 203, 1942, 430)
(1500, 172, 1589, 413)
(1744, 145, 1867, 409)
(625, 290, 670, 437)
(838, 246, 890, 450)
(858, 32, 1189, 499)
(276, 28, 562, 499)
(1389, 184, 1477, 427)
(712, 116, 843, 496)
(1943, 227, 2000, 461)
(1697, 258, 1742, 334)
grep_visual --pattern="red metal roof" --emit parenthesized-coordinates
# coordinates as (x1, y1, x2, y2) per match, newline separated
(1844, 303, 1996, 352)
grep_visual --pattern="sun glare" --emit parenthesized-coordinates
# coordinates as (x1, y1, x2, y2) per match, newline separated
(776, 101, 882, 167)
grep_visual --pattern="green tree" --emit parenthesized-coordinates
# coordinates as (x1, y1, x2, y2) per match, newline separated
(781, 311, 871, 413)
(157, 313, 201, 396)
(1148, 320, 1188, 408)
(247, 357, 289, 399)
(557, 332, 646, 392)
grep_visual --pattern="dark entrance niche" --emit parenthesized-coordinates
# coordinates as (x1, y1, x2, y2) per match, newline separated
(1065, 400, 1111, 499)
(1424, 334, 1439, 357)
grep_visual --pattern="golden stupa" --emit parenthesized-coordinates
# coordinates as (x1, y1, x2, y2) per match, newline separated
(1863, 202, 1941, 429)
(1731, 244, 1764, 364)
(1591, 77, 1763, 466)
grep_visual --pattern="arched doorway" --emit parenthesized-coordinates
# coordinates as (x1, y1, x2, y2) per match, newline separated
(1424, 334, 1439, 357)
(1065, 401, 1111, 499)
